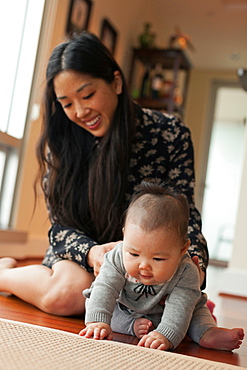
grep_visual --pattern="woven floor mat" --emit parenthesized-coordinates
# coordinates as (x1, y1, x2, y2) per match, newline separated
(0, 318, 244, 370)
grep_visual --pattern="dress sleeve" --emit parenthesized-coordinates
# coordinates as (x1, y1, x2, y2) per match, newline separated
(161, 115, 209, 288)
(48, 224, 97, 272)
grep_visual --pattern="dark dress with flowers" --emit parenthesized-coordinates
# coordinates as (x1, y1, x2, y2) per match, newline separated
(42, 106, 208, 287)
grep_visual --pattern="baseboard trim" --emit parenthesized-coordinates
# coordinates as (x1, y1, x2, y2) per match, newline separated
(219, 268, 247, 298)
(209, 259, 228, 268)
(0, 229, 28, 243)
(0, 236, 48, 259)
(219, 292, 247, 301)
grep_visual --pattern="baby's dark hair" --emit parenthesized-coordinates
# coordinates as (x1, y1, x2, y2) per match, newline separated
(125, 180, 189, 243)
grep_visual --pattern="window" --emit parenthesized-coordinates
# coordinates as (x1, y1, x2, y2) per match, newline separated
(0, 0, 45, 228)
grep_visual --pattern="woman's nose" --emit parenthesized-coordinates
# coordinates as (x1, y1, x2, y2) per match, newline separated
(75, 103, 90, 119)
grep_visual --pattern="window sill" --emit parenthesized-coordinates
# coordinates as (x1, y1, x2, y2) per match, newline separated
(0, 229, 28, 243)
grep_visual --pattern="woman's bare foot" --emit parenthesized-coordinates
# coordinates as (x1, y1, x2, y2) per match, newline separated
(133, 318, 154, 339)
(0, 257, 17, 270)
(200, 327, 244, 350)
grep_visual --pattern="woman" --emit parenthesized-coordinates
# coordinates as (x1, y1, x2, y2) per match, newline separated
(0, 32, 208, 316)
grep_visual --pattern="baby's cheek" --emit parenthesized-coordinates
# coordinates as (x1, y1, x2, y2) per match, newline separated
(125, 262, 137, 278)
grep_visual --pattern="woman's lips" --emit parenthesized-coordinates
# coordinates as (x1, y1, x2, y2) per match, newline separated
(85, 114, 101, 130)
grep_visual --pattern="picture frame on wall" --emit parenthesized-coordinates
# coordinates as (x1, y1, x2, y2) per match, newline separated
(66, 0, 92, 36)
(100, 18, 118, 55)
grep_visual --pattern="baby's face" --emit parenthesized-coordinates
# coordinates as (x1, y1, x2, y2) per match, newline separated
(122, 222, 189, 285)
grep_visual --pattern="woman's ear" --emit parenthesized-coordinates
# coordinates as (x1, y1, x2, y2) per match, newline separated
(113, 71, 123, 95)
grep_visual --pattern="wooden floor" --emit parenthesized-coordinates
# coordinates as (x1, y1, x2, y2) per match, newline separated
(0, 258, 246, 368)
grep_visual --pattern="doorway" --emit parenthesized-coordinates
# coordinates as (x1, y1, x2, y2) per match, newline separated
(201, 83, 247, 263)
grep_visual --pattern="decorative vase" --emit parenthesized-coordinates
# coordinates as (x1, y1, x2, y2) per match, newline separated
(139, 23, 156, 49)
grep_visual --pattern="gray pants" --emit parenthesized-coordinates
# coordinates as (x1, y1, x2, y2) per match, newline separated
(187, 293, 216, 343)
(111, 293, 216, 344)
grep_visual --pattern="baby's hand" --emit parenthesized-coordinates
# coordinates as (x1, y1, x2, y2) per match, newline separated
(79, 322, 113, 340)
(137, 330, 172, 351)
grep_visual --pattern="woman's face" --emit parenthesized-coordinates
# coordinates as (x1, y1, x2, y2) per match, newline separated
(54, 70, 123, 137)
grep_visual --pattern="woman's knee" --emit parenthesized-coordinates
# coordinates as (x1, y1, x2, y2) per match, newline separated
(41, 283, 85, 315)
(40, 261, 94, 315)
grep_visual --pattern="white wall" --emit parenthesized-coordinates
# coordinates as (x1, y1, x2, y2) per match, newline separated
(219, 124, 247, 297)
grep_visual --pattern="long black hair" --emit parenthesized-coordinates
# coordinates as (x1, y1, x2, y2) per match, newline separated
(36, 32, 135, 243)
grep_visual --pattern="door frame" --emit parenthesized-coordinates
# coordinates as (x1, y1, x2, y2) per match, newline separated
(198, 80, 242, 212)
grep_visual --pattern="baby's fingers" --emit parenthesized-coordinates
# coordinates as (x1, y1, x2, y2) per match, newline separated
(85, 327, 108, 340)
(106, 331, 113, 341)
(149, 340, 166, 350)
(79, 328, 87, 336)
(92, 327, 102, 339)
(99, 328, 110, 340)
(79, 324, 111, 341)
(79, 327, 95, 338)
(157, 343, 166, 350)
(137, 335, 150, 347)
(138, 336, 164, 350)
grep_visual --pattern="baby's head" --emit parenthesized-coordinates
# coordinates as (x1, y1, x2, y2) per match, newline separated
(125, 180, 189, 244)
(122, 180, 190, 285)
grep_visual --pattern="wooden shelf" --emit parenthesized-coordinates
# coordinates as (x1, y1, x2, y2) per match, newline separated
(129, 48, 192, 117)
(131, 48, 191, 70)
(134, 97, 183, 114)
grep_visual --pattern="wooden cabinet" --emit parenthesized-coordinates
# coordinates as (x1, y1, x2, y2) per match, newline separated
(128, 48, 192, 117)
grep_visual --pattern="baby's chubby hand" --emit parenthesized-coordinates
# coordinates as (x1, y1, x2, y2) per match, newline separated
(79, 322, 113, 340)
(137, 330, 173, 351)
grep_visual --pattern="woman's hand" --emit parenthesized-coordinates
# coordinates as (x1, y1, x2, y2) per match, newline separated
(87, 241, 120, 276)
(191, 256, 205, 287)
(138, 331, 172, 351)
(79, 322, 113, 340)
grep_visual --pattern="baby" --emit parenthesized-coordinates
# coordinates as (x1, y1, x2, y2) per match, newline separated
(80, 180, 244, 350)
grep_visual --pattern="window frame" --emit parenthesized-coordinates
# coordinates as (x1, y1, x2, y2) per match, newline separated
(0, 0, 46, 229)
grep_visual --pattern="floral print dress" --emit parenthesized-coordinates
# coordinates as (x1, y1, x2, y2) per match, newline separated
(42, 106, 208, 287)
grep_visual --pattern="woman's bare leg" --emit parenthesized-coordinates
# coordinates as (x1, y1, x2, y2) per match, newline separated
(0, 258, 94, 316)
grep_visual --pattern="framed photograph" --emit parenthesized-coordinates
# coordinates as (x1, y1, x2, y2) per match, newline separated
(100, 18, 118, 55)
(66, 0, 92, 36)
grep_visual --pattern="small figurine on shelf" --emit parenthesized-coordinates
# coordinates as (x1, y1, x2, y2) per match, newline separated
(174, 86, 183, 106)
(139, 23, 156, 49)
(151, 63, 164, 99)
(169, 27, 196, 51)
(140, 64, 151, 98)
(162, 79, 173, 98)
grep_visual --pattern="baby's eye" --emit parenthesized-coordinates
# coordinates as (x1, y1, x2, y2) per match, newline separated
(83, 92, 95, 100)
(130, 253, 139, 257)
(153, 258, 165, 261)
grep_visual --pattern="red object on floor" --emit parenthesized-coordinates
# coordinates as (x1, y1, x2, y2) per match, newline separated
(206, 300, 217, 323)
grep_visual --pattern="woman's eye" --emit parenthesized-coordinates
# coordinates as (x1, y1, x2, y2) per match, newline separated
(63, 103, 72, 108)
(83, 92, 95, 100)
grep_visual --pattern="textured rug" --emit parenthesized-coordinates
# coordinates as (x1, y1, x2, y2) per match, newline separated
(0, 318, 244, 370)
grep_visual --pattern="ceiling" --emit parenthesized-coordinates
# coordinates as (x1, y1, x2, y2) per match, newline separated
(152, 0, 247, 70)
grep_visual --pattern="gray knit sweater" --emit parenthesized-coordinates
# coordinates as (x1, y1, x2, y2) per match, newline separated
(84, 242, 201, 348)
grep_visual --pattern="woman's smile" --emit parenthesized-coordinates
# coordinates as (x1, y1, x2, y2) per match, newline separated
(83, 114, 101, 129)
